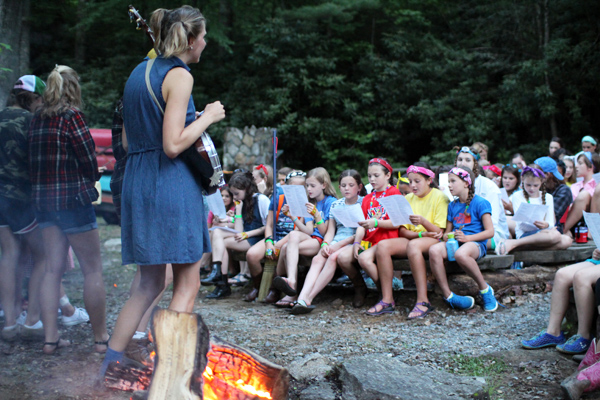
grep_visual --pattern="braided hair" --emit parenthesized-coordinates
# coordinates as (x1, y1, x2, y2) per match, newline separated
(228, 171, 259, 224)
(450, 166, 475, 217)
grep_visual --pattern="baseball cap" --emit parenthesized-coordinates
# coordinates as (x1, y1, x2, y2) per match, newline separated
(13, 75, 46, 96)
(534, 156, 564, 180)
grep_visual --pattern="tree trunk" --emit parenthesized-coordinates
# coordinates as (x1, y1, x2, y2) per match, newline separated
(0, 0, 30, 107)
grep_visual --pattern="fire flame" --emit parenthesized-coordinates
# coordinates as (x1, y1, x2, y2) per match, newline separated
(202, 365, 273, 400)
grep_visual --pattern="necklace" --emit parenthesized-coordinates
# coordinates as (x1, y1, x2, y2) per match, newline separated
(369, 185, 391, 209)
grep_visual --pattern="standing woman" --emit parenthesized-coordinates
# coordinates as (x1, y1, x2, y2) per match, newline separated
(28, 66, 109, 354)
(100, 5, 225, 375)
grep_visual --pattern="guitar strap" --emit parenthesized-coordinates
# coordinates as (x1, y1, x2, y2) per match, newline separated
(145, 58, 165, 115)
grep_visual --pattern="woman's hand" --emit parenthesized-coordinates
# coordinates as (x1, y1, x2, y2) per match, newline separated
(432, 231, 444, 241)
(409, 215, 424, 226)
(306, 203, 317, 217)
(226, 209, 235, 218)
(358, 219, 377, 230)
(592, 248, 600, 261)
(353, 243, 361, 259)
(265, 240, 276, 260)
(534, 221, 549, 229)
(320, 244, 331, 257)
(235, 232, 249, 242)
(202, 101, 226, 125)
(281, 204, 290, 217)
(502, 199, 513, 214)
(454, 230, 467, 242)
(235, 200, 243, 213)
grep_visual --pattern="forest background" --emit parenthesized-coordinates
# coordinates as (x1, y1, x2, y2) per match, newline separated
(1, 0, 599, 174)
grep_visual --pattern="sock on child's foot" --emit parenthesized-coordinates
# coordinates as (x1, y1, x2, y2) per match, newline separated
(480, 285, 490, 294)
(59, 295, 71, 308)
(132, 331, 147, 340)
(99, 348, 124, 377)
(446, 293, 454, 301)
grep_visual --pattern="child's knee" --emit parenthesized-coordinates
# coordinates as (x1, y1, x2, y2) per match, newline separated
(429, 243, 444, 259)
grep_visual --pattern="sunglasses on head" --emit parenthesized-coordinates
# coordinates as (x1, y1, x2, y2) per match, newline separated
(504, 164, 522, 172)
(457, 146, 480, 161)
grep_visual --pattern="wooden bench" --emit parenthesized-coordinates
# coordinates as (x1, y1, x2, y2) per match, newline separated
(512, 241, 596, 265)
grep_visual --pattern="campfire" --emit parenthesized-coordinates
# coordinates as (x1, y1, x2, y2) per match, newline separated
(104, 309, 289, 400)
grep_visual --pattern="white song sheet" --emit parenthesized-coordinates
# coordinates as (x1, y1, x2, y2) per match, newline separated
(330, 204, 365, 228)
(583, 211, 600, 248)
(209, 226, 239, 234)
(206, 192, 227, 219)
(281, 185, 312, 218)
(500, 188, 510, 202)
(378, 195, 414, 226)
(438, 173, 454, 201)
(511, 203, 548, 232)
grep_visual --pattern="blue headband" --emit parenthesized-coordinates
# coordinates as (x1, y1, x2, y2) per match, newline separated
(457, 146, 480, 161)
(582, 136, 597, 146)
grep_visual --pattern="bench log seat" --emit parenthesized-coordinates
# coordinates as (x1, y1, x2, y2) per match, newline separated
(512, 241, 596, 265)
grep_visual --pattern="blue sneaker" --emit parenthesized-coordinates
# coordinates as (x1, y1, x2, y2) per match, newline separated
(445, 293, 475, 310)
(364, 277, 377, 290)
(392, 277, 404, 290)
(521, 330, 566, 349)
(557, 335, 593, 355)
(480, 285, 498, 312)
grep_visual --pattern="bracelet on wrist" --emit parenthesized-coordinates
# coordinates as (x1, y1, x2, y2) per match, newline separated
(373, 219, 378, 228)
(321, 242, 328, 248)
(353, 241, 361, 245)
(316, 219, 324, 225)
(234, 215, 242, 218)
(418, 232, 423, 238)
(265, 238, 274, 245)
(231, 217, 235, 223)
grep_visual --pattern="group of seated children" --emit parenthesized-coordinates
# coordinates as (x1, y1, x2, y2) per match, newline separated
(201, 136, 599, 327)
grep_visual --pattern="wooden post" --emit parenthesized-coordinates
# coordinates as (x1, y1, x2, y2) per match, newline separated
(147, 309, 210, 400)
(258, 260, 277, 302)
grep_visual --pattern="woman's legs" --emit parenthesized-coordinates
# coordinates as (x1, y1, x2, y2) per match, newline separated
(134, 264, 174, 333)
(428, 242, 450, 298)
(297, 253, 328, 305)
(406, 237, 439, 317)
(504, 229, 572, 253)
(67, 228, 109, 351)
(545, 262, 594, 336)
(564, 191, 592, 233)
(21, 229, 45, 326)
(374, 238, 409, 305)
(571, 266, 600, 339)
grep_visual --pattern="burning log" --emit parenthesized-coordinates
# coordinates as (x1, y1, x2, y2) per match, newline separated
(104, 308, 289, 400)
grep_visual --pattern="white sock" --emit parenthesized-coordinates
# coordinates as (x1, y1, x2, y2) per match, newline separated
(59, 295, 71, 307)
(132, 331, 147, 340)
(446, 293, 454, 301)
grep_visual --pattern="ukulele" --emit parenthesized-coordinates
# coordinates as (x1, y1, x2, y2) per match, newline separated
(128, 5, 225, 195)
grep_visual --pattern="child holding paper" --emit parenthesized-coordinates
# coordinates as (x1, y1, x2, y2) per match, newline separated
(201, 171, 270, 299)
(428, 167, 498, 312)
(290, 170, 366, 314)
(207, 186, 235, 228)
(372, 162, 449, 318)
(497, 166, 571, 255)
(272, 167, 337, 307)
(499, 164, 521, 216)
(352, 158, 401, 315)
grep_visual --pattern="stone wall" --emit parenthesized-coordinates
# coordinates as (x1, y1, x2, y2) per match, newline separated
(222, 126, 274, 171)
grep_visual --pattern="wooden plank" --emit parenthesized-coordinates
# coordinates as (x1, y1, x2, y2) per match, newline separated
(391, 254, 514, 272)
(512, 244, 595, 264)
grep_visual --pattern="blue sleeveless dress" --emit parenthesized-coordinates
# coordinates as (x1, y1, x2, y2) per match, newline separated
(121, 56, 210, 265)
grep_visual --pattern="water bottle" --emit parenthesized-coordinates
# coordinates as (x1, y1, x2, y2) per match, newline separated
(575, 223, 589, 244)
(446, 232, 459, 261)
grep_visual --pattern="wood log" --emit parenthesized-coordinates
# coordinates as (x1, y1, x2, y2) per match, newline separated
(258, 260, 277, 302)
(438, 266, 559, 297)
(147, 309, 210, 400)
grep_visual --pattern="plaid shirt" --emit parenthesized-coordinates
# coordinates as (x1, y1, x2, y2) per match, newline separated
(28, 107, 100, 211)
(551, 183, 572, 232)
(109, 99, 126, 222)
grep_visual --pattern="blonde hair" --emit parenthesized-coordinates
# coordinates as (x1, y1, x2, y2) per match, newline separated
(306, 167, 337, 203)
(150, 6, 206, 58)
(39, 65, 82, 118)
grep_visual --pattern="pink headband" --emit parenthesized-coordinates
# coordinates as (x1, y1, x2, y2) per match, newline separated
(406, 165, 435, 179)
(254, 164, 268, 176)
(369, 158, 393, 174)
(483, 165, 502, 176)
(449, 167, 472, 187)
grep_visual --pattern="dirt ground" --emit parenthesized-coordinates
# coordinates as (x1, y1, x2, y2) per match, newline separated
(1, 218, 600, 400)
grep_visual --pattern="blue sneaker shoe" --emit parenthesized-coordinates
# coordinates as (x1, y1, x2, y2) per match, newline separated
(521, 330, 566, 349)
(557, 334, 593, 355)
(364, 277, 376, 290)
(392, 277, 404, 290)
(480, 285, 498, 312)
(445, 293, 475, 310)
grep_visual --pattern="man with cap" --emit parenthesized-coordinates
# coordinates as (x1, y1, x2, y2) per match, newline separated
(535, 156, 573, 233)
(0, 76, 47, 342)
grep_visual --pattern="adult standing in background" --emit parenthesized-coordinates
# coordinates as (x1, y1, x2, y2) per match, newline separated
(28, 66, 109, 354)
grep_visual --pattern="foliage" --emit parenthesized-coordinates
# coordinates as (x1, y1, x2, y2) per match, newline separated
(28, 0, 600, 174)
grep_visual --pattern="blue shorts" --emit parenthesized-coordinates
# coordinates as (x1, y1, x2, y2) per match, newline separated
(586, 258, 600, 265)
(36, 203, 97, 234)
(0, 195, 38, 235)
(458, 241, 487, 260)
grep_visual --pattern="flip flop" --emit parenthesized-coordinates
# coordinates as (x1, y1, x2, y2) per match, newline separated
(272, 276, 298, 296)
(43, 337, 71, 355)
(274, 300, 296, 309)
(496, 239, 507, 256)
(407, 302, 434, 320)
(290, 300, 316, 315)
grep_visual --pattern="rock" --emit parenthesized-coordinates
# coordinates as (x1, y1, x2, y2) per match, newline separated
(332, 298, 343, 308)
(340, 354, 486, 400)
(299, 381, 337, 400)
(288, 353, 332, 381)
(104, 238, 121, 252)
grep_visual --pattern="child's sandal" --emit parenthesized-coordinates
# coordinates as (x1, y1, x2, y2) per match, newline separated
(43, 338, 71, 355)
(407, 302, 434, 320)
(366, 300, 395, 316)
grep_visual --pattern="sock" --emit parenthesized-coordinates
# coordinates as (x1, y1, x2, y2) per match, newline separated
(480, 285, 490, 294)
(490, 238, 496, 251)
(446, 293, 454, 301)
(99, 348, 124, 377)
(59, 295, 71, 308)
(132, 330, 147, 340)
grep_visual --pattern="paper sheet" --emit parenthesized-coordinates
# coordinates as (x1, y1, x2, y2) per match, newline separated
(511, 203, 548, 232)
(206, 192, 228, 219)
(438, 173, 454, 201)
(500, 188, 510, 202)
(378, 195, 414, 226)
(281, 185, 312, 218)
(209, 226, 239, 234)
(583, 211, 600, 248)
(330, 204, 365, 228)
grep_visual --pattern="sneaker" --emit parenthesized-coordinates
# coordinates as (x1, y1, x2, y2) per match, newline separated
(392, 277, 404, 290)
(557, 334, 593, 355)
(364, 277, 377, 290)
(521, 330, 566, 349)
(336, 274, 350, 284)
(480, 285, 499, 312)
(1, 325, 20, 342)
(60, 307, 90, 326)
(16, 311, 27, 326)
(445, 293, 475, 310)
(21, 321, 44, 342)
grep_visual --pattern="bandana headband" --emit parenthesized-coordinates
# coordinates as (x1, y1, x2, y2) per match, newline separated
(449, 167, 472, 187)
(582, 136, 597, 146)
(521, 166, 545, 179)
(483, 165, 502, 176)
(456, 146, 480, 161)
(255, 164, 268, 176)
(285, 170, 306, 182)
(369, 158, 393, 174)
(406, 165, 435, 178)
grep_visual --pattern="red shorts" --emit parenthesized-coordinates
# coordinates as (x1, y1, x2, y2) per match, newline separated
(311, 235, 323, 245)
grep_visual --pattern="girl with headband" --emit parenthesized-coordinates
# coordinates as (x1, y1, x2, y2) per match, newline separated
(428, 166, 498, 312)
(455, 146, 509, 254)
(352, 157, 401, 315)
(253, 164, 273, 197)
(563, 152, 600, 235)
(581, 136, 598, 153)
(371, 162, 449, 318)
(497, 166, 571, 255)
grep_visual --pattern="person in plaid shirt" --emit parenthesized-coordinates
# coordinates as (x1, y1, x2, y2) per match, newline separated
(536, 157, 573, 233)
(28, 65, 109, 355)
